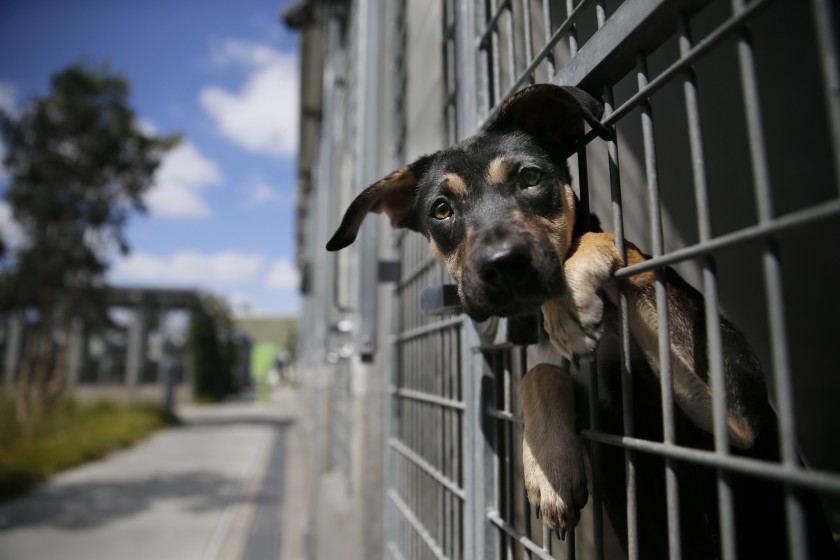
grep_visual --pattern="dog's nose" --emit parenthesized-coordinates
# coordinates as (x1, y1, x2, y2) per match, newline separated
(476, 243, 533, 292)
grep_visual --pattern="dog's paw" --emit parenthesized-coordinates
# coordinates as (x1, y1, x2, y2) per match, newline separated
(542, 290, 605, 362)
(542, 236, 617, 361)
(523, 437, 589, 536)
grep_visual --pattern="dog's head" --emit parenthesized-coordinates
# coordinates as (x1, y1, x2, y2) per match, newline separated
(327, 84, 610, 321)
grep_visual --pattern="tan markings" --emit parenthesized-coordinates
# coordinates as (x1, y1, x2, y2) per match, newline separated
(428, 227, 471, 281)
(487, 157, 509, 185)
(443, 173, 469, 197)
(429, 238, 446, 264)
(368, 166, 418, 227)
(726, 413, 756, 449)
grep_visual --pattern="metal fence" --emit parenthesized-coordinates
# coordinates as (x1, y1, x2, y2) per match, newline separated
(384, 1, 840, 559)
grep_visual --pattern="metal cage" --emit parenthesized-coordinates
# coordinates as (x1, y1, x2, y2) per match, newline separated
(384, 1, 840, 559)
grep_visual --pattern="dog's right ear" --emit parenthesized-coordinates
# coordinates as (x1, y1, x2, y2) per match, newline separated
(489, 84, 612, 159)
(326, 154, 436, 251)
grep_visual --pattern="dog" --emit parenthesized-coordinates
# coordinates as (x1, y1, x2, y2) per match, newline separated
(327, 84, 838, 559)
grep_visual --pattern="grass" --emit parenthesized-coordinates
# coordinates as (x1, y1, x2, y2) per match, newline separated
(0, 397, 178, 500)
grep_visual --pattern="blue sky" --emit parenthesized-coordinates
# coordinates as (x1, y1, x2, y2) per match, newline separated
(0, 0, 301, 316)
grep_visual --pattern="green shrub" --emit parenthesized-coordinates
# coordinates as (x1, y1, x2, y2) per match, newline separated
(0, 396, 178, 500)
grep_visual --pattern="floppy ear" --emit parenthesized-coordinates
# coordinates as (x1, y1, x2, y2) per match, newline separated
(489, 84, 612, 158)
(326, 154, 435, 251)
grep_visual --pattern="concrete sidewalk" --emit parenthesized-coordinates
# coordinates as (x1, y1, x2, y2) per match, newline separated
(0, 389, 308, 560)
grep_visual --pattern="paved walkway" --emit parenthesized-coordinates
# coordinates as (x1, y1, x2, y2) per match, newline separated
(0, 389, 308, 560)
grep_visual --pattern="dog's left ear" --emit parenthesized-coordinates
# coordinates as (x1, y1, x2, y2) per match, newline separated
(326, 154, 436, 251)
(489, 84, 612, 158)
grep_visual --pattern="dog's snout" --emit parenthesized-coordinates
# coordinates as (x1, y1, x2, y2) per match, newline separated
(477, 243, 533, 291)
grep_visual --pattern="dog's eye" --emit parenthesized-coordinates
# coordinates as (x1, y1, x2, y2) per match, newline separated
(519, 167, 542, 187)
(432, 200, 453, 220)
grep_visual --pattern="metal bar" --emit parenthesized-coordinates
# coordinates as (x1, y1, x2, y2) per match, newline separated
(505, 3, 516, 98)
(637, 53, 682, 560)
(566, 0, 579, 56)
(677, 13, 736, 560)
(731, 2, 806, 555)
(810, 0, 840, 194)
(487, 510, 557, 560)
(390, 438, 467, 501)
(486, 408, 525, 425)
(388, 489, 450, 560)
(580, 430, 840, 495)
(396, 254, 440, 291)
(391, 386, 466, 410)
(521, 0, 534, 84)
(600, 0, 773, 127)
(393, 316, 465, 343)
(490, 0, 503, 107)
(614, 198, 840, 278)
(387, 541, 408, 560)
(476, 0, 597, 129)
(477, 0, 513, 47)
(504, 351, 516, 560)
(542, 524, 552, 554)
(540, 0, 555, 78)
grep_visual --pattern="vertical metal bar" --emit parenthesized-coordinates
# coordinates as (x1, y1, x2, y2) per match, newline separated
(541, 0, 556, 80)
(521, 0, 534, 85)
(637, 53, 682, 560)
(490, 0, 502, 107)
(355, 0, 381, 361)
(476, 2, 491, 120)
(542, 525, 553, 554)
(455, 0, 479, 556)
(503, 354, 515, 560)
(678, 14, 736, 560)
(810, 0, 840, 194)
(505, 2, 516, 94)
(565, 0, 579, 56)
(731, 2, 806, 558)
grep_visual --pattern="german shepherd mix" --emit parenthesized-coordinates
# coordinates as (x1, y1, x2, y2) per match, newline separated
(327, 85, 838, 559)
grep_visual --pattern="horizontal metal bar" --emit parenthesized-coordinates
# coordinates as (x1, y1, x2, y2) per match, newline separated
(581, 430, 840, 495)
(392, 316, 464, 343)
(477, 0, 513, 47)
(602, 0, 773, 126)
(552, 0, 709, 91)
(472, 341, 519, 353)
(389, 437, 467, 500)
(390, 387, 466, 410)
(487, 509, 556, 560)
(614, 198, 840, 279)
(388, 489, 450, 560)
(486, 407, 525, 425)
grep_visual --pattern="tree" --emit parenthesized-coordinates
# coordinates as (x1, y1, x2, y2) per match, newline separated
(188, 295, 238, 402)
(0, 63, 178, 419)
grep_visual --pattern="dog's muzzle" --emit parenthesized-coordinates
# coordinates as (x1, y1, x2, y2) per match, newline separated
(461, 238, 562, 320)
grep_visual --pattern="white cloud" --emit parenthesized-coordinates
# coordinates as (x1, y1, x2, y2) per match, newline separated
(242, 175, 290, 207)
(265, 259, 299, 292)
(145, 139, 223, 218)
(112, 250, 266, 286)
(0, 81, 16, 115)
(0, 201, 24, 249)
(200, 41, 299, 157)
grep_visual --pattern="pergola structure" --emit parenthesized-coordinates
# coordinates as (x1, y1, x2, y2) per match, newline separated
(2, 287, 203, 405)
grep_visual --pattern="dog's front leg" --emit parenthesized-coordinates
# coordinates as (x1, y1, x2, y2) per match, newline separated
(521, 363, 590, 536)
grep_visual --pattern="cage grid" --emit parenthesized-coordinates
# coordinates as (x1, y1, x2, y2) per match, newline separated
(384, 0, 840, 559)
